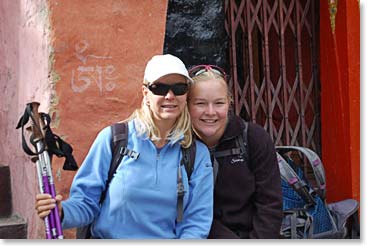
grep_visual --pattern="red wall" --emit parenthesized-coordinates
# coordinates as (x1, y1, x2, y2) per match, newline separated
(319, 0, 359, 203)
(47, 0, 169, 238)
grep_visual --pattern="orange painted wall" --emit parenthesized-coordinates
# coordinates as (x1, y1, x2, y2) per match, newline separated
(47, 0, 168, 238)
(345, 0, 361, 204)
(319, 0, 359, 203)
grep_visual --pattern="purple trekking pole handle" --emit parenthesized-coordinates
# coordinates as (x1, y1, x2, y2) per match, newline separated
(49, 184, 63, 239)
(44, 212, 53, 239)
(37, 135, 64, 239)
(42, 150, 64, 239)
(35, 158, 53, 239)
(42, 174, 57, 239)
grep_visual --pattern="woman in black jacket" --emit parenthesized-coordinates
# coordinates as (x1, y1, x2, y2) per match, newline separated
(188, 65, 283, 239)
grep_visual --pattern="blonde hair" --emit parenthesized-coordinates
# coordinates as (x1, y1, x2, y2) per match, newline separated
(125, 80, 193, 148)
(189, 70, 233, 104)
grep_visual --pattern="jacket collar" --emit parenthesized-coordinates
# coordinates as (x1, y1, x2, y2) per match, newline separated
(219, 114, 246, 142)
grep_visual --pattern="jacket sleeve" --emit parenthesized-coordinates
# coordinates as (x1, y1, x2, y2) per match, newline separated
(208, 218, 240, 238)
(61, 126, 112, 229)
(248, 124, 283, 239)
(175, 141, 214, 239)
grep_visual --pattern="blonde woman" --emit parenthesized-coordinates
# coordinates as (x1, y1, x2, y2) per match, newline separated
(35, 55, 213, 239)
(188, 65, 282, 239)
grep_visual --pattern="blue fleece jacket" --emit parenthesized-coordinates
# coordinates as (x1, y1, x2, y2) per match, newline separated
(61, 119, 213, 239)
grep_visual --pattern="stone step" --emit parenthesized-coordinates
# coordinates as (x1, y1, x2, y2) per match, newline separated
(0, 213, 27, 239)
(0, 165, 27, 239)
(0, 165, 12, 217)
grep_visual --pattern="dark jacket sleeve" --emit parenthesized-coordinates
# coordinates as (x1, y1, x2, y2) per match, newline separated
(248, 123, 283, 239)
(208, 219, 240, 239)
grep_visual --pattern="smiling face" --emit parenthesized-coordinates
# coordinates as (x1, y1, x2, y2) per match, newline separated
(188, 78, 230, 147)
(143, 74, 188, 127)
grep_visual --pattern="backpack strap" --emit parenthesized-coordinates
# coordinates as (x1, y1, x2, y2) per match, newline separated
(237, 119, 249, 165)
(210, 150, 219, 185)
(213, 148, 242, 158)
(276, 146, 326, 199)
(176, 142, 196, 222)
(99, 121, 137, 204)
(212, 118, 249, 170)
(276, 152, 316, 206)
(282, 209, 314, 239)
(182, 143, 196, 179)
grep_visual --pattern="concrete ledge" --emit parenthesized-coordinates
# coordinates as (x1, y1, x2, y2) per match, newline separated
(0, 213, 27, 239)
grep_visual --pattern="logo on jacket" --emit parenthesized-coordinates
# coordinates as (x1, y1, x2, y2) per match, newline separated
(230, 157, 244, 164)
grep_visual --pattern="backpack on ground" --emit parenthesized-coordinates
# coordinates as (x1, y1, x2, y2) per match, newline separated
(76, 121, 196, 239)
(210, 118, 359, 239)
(276, 146, 360, 239)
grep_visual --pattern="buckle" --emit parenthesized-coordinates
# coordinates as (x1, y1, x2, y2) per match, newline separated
(177, 182, 185, 196)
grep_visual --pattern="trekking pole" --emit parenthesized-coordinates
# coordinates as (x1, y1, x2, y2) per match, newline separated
(32, 156, 53, 239)
(29, 102, 64, 239)
(17, 102, 78, 238)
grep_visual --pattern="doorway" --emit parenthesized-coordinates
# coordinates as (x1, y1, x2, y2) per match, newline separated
(225, 0, 321, 154)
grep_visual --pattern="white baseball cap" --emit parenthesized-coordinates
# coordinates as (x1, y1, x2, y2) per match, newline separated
(144, 54, 193, 84)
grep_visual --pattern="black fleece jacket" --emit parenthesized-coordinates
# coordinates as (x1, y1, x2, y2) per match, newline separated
(207, 115, 283, 239)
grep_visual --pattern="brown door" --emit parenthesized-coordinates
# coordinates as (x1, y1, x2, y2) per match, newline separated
(225, 0, 321, 154)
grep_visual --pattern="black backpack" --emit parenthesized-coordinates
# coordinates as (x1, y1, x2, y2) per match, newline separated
(211, 119, 359, 239)
(76, 121, 196, 239)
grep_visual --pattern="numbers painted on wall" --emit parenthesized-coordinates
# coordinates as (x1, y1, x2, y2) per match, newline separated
(70, 40, 119, 94)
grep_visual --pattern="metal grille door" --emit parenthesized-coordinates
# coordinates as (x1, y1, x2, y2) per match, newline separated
(225, 0, 321, 154)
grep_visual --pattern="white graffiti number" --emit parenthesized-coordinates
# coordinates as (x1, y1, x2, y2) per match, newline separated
(70, 40, 119, 94)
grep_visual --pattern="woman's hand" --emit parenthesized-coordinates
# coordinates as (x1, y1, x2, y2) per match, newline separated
(35, 193, 63, 219)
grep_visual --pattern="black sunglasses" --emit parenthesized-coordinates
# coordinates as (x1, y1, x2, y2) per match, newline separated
(146, 82, 189, 96)
(189, 65, 227, 80)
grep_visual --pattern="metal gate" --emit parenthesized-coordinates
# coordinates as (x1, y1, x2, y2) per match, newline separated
(224, 0, 321, 154)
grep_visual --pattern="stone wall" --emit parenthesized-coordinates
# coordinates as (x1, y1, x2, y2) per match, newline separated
(164, 0, 229, 70)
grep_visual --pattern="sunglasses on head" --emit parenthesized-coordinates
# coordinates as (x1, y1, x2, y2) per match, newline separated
(188, 65, 227, 79)
(146, 82, 189, 96)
